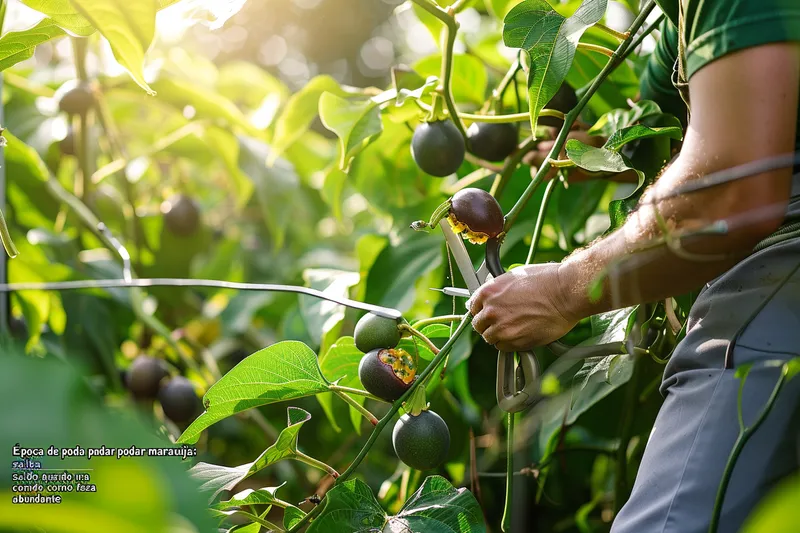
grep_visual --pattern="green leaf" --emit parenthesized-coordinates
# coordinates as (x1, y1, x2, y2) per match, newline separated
(299, 269, 359, 347)
(201, 126, 254, 208)
(414, 54, 488, 106)
(215, 485, 289, 510)
(396, 75, 439, 106)
(391, 475, 485, 532)
(190, 407, 315, 500)
(151, 78, 262, 137)
(20, 0, 95, 35)
(786, 358, 800, 381)
(269, 75, 356, 165)
(68, 0, 157, 94)
(588, 100, 665, 136)
(319, 92, 383, 171)
(307, 479, 385, 533)
(317, 336, 368, 434)
(310, 476, 486, 533)
(604, 124, 683, 152)
(503, 0, 608, 136)
(0, 19, 66, 72)
(742, 474, 800, 533)
(177, 342, 329, 444)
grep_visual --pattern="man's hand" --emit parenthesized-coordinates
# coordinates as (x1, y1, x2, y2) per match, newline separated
(468, 263, 578, 352)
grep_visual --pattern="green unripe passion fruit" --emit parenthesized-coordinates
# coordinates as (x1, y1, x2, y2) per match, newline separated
(392, 410, 450, 470)
(56, 80, 95, 116)
(411, 120, 465, 177)
(354, 313, 402, 353)
(447, 188, 505, 245)
(125, 356, 169, 400)
(540, 82, 577, 128)
(161, 194, 201, 237)
(467, 122, 518, 162)
(358, 348, 416, 402)
(158, 376, 201, 424)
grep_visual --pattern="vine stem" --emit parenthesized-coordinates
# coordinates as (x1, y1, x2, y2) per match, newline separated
(332, 389, 379, 426)
(399, 324, 440, 355)
(708, 363, 790, 533)
(409, 0, 468, 141)
(418, 99, 565, 123)
(287, 314, 473, 532)
(525, 177, 558, 264)
(502, 0, 658, 229)
(294, 449, 340, 479)
(411, 314, 463, 329)
(501, 412, 515, 532)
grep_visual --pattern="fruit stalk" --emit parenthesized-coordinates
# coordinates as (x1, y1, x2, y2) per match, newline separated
(411, 314, 463, 329)
(398, 324, 440, 355)
(503, 0, 659, 230)
(332, 389, 378, 426)
(294, 449, 340, 479)
(287, 314, 473, 533)
(410, 0, 468, 142)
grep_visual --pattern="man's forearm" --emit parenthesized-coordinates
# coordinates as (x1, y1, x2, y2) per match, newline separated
(556, 153, 793, 321)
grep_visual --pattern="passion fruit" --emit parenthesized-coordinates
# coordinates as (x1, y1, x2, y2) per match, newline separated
(56, 80, 95, 116)
(392, 410, 450, 470)
(358, 348, 416, 402)
(59, 129, 76, 156)
(125, 356, 169, 400)
(540, 82, 577, 127)
(411, 120, 465, 177)
(158, 376, 201, 424)
(448, 188, 504, 244)
(467, 122, 518, 162)
(161, 194, 201, 237)
(354, 313, 402, 353)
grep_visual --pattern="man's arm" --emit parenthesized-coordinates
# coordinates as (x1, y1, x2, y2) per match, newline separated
(470, 42, 800, 352)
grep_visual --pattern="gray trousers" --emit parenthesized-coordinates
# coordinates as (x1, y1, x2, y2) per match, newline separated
(612, 202, 800, 532)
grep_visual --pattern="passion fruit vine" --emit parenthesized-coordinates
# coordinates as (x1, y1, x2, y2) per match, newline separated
(358, 348, 416, 402)
(447, 188, 505, 245)
(411, 120, 465, 177)
(354, 313, 402, 353)
(467, 122, 518, 162)
(392, 409, 450, 470)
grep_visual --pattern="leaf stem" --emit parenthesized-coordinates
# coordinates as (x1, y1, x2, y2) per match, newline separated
(287, 314, 473, 532)
(577, 42, 616, 58)
(0, 205, 18, 258)
(503, 0, 658, 230)
(332, 389, 379, 426)
(399, 324, 440, 355)
(593, 23, 629, 41)
(294, 449, 340, 479)
(411, 315, 463, 329)
(548, 158, 576, 168)
(329, 384, 388, 403)
(708, 363, 789, 533)
(525, 177, 558, 264)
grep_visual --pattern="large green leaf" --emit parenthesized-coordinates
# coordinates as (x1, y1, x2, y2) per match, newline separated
(177, 342, 329, 444)
(588, 100, 665, 137)
(0, 19, 66, 72)
(319, 92, 383, 171)
(20, 0, 95, 35)
(565, 139, 639, 174)
(190, 407, 316, 501)
(414, 54, 488, 106)
(150, 78, 262, 137)
(604, 124, 682, 151)
(317, 336, 368, 434)
(503, 0, 608, 135)
(308, 476, 485, 533)
(269, 75, 357, 164)
(69, 0, 157, 94)
(215, 484, 305, 526)
(743, 474, 800, 533)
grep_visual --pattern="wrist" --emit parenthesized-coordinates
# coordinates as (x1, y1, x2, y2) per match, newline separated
(556, 252, 607, 321)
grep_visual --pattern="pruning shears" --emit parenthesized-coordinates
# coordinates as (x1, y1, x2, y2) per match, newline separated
(438, 220, 541, 412)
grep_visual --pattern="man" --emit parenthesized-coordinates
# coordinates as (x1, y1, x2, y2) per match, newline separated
(469, 1, 800, 531)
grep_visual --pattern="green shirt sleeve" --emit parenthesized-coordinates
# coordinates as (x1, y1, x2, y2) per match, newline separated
(639, 18, 688, 125)
(682, 0, 800, 79)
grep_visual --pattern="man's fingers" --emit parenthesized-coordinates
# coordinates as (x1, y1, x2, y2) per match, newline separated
(472, 309, 489, 334)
